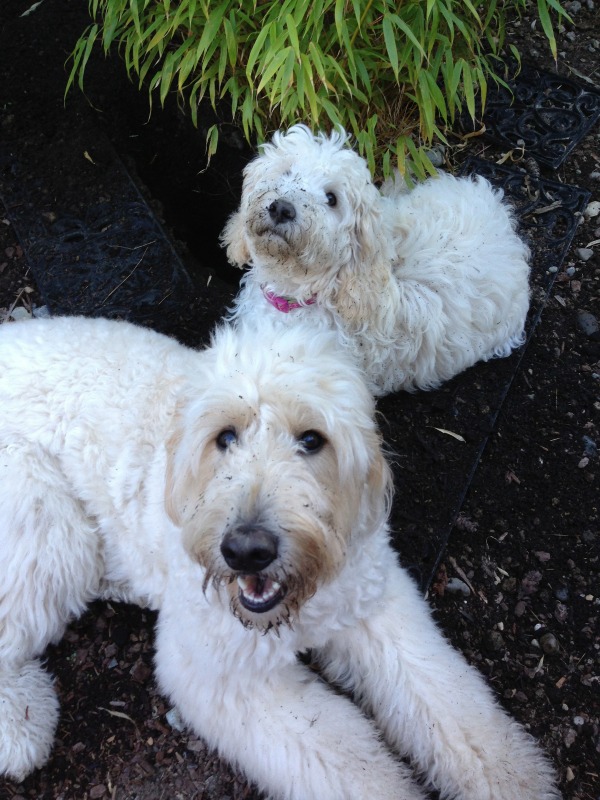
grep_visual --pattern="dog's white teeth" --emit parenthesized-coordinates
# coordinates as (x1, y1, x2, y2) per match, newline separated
(237, 575, 281, 604)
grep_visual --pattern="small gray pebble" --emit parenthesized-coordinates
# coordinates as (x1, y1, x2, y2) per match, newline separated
(583, 435, 597, 456)
(487, 630, 505, 651)
(576, 247, 594, 261)
(555, 586, 569, 601)
(446, 577, 471, 596)
(540, 632, 560, 654)
(577, 310, 600, 337)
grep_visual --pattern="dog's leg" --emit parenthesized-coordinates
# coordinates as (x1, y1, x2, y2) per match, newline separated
(317, 561, 561, 800)
(0, 443, 103, 780)
(155, 602, 428, 800)
(0, 660, 60, 782)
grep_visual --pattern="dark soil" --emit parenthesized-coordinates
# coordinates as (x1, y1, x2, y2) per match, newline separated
(1, 1, 599, 799)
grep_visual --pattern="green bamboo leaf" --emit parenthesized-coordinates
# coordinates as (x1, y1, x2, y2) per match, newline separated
(404, 135, 424, 178)
(223, 16, 237, 68)
(449, 57, 463, 99)
(158, 53, 176, 105)
(327, 55, 352, 95)
(483, 0, 499, 28)
(188, 79, 204, 126)
(382, 147, 391, 179)
(320, 95, 343, 128)
(196, 1, 228, 58)
(337, 14, 356, 75)
(395, 135, 407, 179)
(544, 0, 571, 19)
(420, 144, 439, 177)
(257, 48, 292, 95)
(291, 0, 312, 27)
(417, 71, 434, 139)
(65, 24, 99, 96)
(460, 0, 481, 24)
(186, 0, 198, 28)
(280, 46, 296, 94)
(382, 14, 399, 79)
(387, 13, 426, 61)
(307, 41, 329, 90)
(475, 66, 487, 116)
(461, 61, 476, 120)
(439, 53, 455, 118)
(221, 76, 240, 112)
(425, 7, 440, 57)
(279, 89, 301, 120)
(301, 57, 320, 122)
(177, 48, 199, 92)
(508, 43, 522, 68)
(536, 0, 557, 60)
(269, 47, 295, 107)
(285, 13, 301, 61)
(100, 9, 123, 52)
(353, 51, 372, 95)
(436, 2, 455, 40)
(423, 69, 447, 121)
(217, 34, 228, 83)
(137, 17, 166, 48)
(129, 0, 144, 36)
(146, 18, 171, 51)
(294, 59, 306, 108)
(241, 90, 255, 141)
(205, 124, 219, 160)
(245, 22, 273, 82)
(334, 0, 345, 43)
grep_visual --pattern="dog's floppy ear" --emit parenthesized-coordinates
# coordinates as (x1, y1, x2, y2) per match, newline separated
(164, 395, 212, 527)
(334, 197, 392, 331)
(364, 444, 394, 530)
(220, 209, 251, 268)
(164, 426, 190, 527)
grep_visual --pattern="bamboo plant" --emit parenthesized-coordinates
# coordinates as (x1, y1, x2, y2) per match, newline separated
(67, 0, 568, 178)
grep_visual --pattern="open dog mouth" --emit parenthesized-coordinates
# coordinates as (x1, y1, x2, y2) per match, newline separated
(237, 574, 285, 613)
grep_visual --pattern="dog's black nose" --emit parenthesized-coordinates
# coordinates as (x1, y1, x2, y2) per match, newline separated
(268, 199, 296, 225)
(221, 526, 279, 572)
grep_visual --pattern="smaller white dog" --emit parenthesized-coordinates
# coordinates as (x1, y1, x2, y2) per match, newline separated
(0, 316, 558, 799)
(222, 125, 531, 395)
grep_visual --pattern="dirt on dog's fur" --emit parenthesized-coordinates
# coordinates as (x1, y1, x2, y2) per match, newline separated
(0, 1, 598, 798)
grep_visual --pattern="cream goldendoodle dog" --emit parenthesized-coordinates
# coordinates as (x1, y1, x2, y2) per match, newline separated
(0, 316, 558, 799)
(222, 125, 531, 396)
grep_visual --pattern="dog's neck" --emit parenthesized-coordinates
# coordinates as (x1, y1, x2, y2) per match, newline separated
(262, 285, 317, 313)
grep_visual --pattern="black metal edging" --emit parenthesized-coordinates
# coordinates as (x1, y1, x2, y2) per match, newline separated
(460, 61, 600, 168)
(418, 159, 591, 591)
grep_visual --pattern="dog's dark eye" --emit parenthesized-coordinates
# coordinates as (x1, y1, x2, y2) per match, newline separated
(216, 428, 237, 450)
(325, 192, 337, 207)
(297, 430, 326, 454)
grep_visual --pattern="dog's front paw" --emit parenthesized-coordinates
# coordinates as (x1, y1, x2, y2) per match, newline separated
(0, 660, 60, 782)
(438, 725, 561, 800)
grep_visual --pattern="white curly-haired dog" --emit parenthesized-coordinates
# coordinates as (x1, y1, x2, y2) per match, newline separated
(222, 124, 531, 395)
(0, 315, 558, 799)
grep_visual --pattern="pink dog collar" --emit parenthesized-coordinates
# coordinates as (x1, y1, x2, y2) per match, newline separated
(262, 286, 317, 313)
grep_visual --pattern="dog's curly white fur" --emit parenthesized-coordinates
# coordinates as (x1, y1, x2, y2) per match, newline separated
(223, 125, 531, 395)
(0, 316, 558, 799)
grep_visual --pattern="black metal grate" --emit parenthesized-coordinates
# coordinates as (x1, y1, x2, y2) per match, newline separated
(461, 62, 600, 168)
(388, 160, 590, 588)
